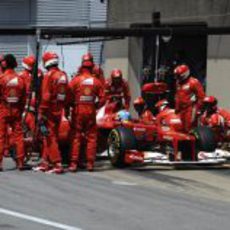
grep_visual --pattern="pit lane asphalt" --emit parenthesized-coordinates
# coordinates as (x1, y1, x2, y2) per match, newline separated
(0, 158, 230, 230)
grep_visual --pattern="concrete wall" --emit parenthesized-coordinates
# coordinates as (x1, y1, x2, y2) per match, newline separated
(104, 38, 129, 79)
(128, 37, 143, 116)
(107, 0, 230, 28)
(105, 0, 230, 109)
(207, 59, 230, 109)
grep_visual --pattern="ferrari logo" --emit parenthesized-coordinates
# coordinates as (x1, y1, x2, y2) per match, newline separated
(84, 87, 91, 95)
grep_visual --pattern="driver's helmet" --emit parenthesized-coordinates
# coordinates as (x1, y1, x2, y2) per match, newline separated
(116, 110, 132, 122)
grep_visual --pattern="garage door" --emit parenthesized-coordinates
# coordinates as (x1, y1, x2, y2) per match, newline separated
(0, 36, 29, 70)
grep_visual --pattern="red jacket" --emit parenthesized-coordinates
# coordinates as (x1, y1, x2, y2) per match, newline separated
(39, 67, 68, 118)
(104, 78, 131, 109)
(69, 70, 105, 111)
(175, 77, 205, 111)
(0, 69, 26, 116)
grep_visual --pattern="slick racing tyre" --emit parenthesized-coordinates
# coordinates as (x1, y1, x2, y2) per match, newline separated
(108, 127, 136, 168)
(191, 126, 217, 153)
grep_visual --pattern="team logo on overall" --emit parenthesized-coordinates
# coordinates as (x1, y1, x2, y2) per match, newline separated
(9, 89, 16, 96)
(84, 87, 91, 95)
(59, 86, 65, 93)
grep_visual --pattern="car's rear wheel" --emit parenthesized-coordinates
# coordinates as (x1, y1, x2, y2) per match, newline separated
(191, 126, 217, 153)
(108, 127, 136, 168)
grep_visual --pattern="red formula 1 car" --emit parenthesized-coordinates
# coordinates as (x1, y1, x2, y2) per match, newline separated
(107, 117, 226, 168)
(107, 83, 226, 168)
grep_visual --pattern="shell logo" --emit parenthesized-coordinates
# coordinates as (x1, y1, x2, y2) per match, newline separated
(84, 87, 92, 95)
(9, 89, 16, 97)
(59, 86, 65, 94)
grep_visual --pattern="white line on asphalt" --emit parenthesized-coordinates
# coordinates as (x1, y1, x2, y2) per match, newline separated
(112, 180, 138, 186)
(0, 207, 82, 230)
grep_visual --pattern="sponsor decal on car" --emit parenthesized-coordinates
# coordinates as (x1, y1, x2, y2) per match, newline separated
(133, 127, 146, 132)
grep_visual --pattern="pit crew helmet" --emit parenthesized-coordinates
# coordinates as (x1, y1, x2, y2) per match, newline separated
(81, 53, 94, 68)
(174, 64, 190, 82)
(155, 99, 169, 113)
(133, 97, 145, 114)
(111, 69, 123, 85)
(42, 51, 59, 68)
(22, 55, 36, 71)
(203, 96, 218, 113)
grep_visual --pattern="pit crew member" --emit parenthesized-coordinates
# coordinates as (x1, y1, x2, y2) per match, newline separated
(201, 96, 226, 142)
(174, 64, 205, 132)
(155, 99, 183, 132)
(68, 53, 105, 172)
(105, 69, 131, 110)
(0, 54, 27, 170)
(34, 51, 68, 174)
(133, 96, 155, 124)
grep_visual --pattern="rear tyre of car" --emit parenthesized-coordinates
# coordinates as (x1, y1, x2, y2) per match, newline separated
(191, 126, 217, 153)
(108, 127, 136, 168)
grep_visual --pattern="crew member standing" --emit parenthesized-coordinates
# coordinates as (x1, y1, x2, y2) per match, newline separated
(34, 51, 68, 174)
(68, 53, 105, 172)
(174, 64, 205, 132)
(0, 54, 27, 171)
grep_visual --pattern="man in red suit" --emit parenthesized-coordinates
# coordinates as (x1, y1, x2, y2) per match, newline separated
(0, 54, 27, 171)
(174, 64, 205, 132)
(68, 53, 105, 172)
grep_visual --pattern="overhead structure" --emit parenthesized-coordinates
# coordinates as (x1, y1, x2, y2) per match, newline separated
(1, 25, 230, 38)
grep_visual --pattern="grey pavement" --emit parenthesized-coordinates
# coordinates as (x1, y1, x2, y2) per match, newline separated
(0, 158, 230, 230)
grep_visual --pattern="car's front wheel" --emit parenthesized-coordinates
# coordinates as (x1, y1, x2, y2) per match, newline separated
(108, 127, 136, 168)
